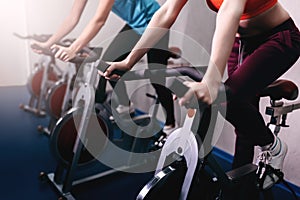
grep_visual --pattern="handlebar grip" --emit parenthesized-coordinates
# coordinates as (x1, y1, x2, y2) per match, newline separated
(146, 93, 157, 99)
(31, 34, 52, 42)
(96, 60, 111, 72)
(168, 78, 211, 110)
(31, 43, 102, 64)
(168, 78, 190, 98)
(68, 47, 102, 64)
(168, 46, 182, 59)
(13, 32, 30, 40)
(61, 38, 76, 46)
(30, 43, 55, 56)
(96, 61, 125, 77)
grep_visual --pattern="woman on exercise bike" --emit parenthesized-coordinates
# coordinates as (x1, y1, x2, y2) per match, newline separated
(31, 0, 177, 135)
(104, 0, 300, 190)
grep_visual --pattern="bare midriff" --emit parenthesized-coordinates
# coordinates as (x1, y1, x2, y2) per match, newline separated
(238, 3, 290, 38)
(206, 0, 290, 38)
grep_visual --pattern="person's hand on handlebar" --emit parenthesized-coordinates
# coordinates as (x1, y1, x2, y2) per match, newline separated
(31, 41, 51, 54)
(179, 80, 216, 107)
(51, 44, 77, 62)
(102, 60, 131, 81)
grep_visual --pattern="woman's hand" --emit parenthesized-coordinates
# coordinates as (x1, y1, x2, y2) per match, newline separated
(102, 60, 131, 81)
(179, 80, 219, 107)
(51, 44, 77, 62)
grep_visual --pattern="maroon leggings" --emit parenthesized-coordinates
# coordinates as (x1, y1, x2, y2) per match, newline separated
(224, 18, 300, 169)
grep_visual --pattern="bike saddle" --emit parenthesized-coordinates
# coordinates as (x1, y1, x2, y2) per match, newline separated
(259, 79, 298, 101)
(168, 46, 182, 59)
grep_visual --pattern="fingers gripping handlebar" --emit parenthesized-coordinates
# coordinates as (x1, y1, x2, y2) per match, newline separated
(30, 43, 103, 64)
(96, 64, 228, 108)
(30, 43, 55, 57)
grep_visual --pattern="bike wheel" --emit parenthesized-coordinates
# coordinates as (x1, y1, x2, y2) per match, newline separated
(137, 159, 221, 200)
(45, 81, 68, 119)
(29, 65, 59, 97)
(137, 162, 186, 200)
(50, 107, 112, 169)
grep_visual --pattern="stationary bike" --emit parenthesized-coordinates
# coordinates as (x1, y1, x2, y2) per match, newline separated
(40, 48, 166, 200)
(256, 79, 300, 200)
(31, 44, 92, 136)
(129, 67, 300, 200)
(14, 33, 64, 116)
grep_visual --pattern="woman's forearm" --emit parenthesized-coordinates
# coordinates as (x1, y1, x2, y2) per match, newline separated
(125, 0, 188, 67)
(46, 0, 87, 46)
(69, 18, 106, 52)
(203, 0, 246, 85)
(46, 18, 79, 46)
(67, 0, 114, 53)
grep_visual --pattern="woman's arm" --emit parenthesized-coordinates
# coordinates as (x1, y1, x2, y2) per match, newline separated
(204, 0, 247, 84)
(104, 0, 188, 77)
(180, 0, 247, 105)
(32, 0, 87, 53)
(52, 0, 115, 61)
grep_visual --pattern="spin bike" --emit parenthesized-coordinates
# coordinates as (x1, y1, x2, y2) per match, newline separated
(40, 48, 168, 200)
(117, 67, 300, 200)
(14, 33, 64, 116)
(31, 44, 100, 136)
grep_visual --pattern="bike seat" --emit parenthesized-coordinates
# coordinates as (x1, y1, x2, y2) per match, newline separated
(259, 79, 298, 101)
(168, 46, 182, 59)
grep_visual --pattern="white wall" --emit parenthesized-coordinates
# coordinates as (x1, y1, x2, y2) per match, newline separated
(0, 0, 124, 86)
(0, 0, 30, 86)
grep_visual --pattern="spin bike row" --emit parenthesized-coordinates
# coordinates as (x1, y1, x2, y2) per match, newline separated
(28, 44, 181, 199)
(17, 33, 182, 140)
(34, 46, 300, 200)
(16, 33, 79, 135)
(15, 33, 74, 116)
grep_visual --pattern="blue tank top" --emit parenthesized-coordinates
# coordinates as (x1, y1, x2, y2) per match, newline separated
(112, 0, 160, 35)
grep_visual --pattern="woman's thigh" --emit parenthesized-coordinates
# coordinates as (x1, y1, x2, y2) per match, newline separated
(225, 31, 300, 99)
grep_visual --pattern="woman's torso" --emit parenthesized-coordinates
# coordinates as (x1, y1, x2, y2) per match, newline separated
(238, 3, 290, 37)
(112, 0, 160, 35)
(206, 0, 291, 37)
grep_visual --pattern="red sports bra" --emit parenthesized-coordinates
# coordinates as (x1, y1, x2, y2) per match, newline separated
(206, 0, 277, 20)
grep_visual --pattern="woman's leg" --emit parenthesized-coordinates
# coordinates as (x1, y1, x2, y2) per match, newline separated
(225, 20, 300, 169)
(95, 24, 140, 106)
(226, 35, 299, 144)
(225, 38, 257, 169)
(147, 32, 175, 128)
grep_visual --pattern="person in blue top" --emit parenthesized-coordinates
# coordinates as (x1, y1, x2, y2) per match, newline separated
(32, 0, 176, 135)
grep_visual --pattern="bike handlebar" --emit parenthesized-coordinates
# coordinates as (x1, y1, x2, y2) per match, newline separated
(30, 43, 55, 56)
(14, 32, 76, 47)
(97, 63, 228, 107)
(30, 43, 102, 64)
(97, 63, 206, 82)
(69, 47, 103, 64)
(13, 33, 52, 42)
(168, 46, 182, 59)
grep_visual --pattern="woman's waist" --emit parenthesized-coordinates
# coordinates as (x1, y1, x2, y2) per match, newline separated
(237, 3, 291, 38)
(236, 17, 298, 44)
(237, 18, 291, 38)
